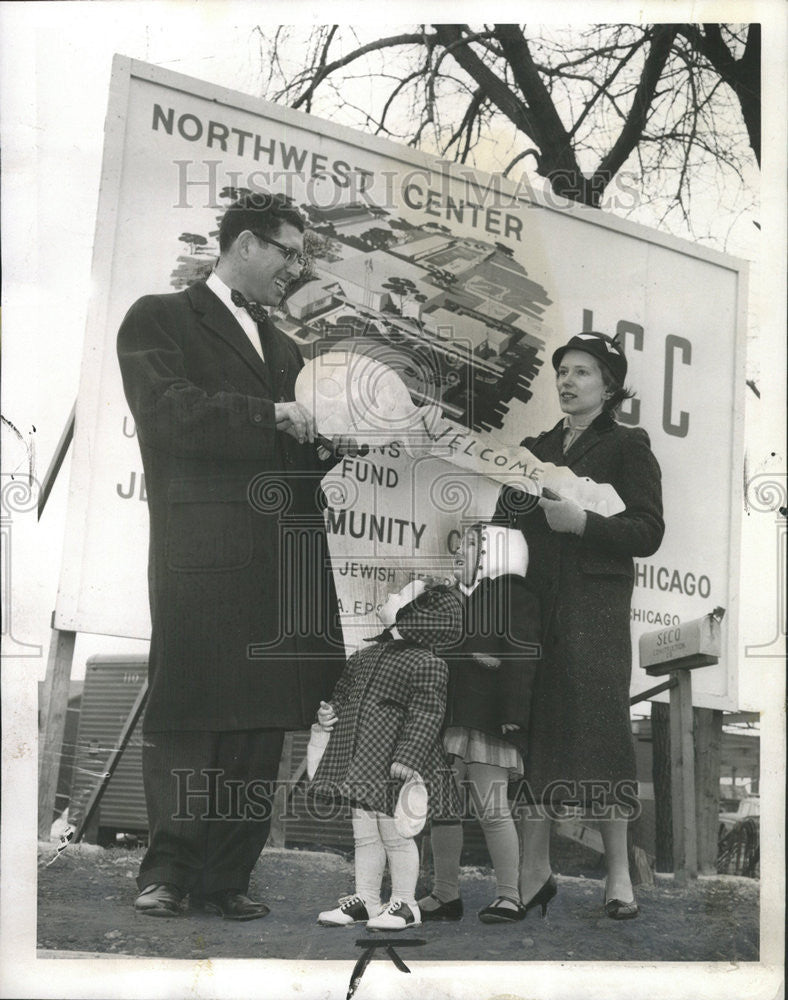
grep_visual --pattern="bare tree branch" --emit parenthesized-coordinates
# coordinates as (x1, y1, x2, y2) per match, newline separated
(290, 31, 435, 110)
(675, 23, 760, 163)
(443, 87, 484, 157)
(594, 25, 678, 194)
(568, 32, 649, 139)
(502, 147, 541, 177)
(493, 24, 579, 184)
(431, 25, 539, 141)
(257, 22, 760, 226)
(378, 70, 423, 135)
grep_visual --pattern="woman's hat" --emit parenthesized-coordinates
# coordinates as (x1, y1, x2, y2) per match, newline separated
(552, 331, 627, 385)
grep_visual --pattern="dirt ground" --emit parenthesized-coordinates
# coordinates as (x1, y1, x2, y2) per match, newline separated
(37, 841, 758, 963)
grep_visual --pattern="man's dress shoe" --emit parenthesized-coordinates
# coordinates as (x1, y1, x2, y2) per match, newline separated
(201, 890, 271, 921)
(134, 882, 184, 917)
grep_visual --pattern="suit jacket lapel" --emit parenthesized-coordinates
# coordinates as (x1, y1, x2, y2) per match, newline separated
(186, 281, 272, 390)
(257, 314, 284, 400)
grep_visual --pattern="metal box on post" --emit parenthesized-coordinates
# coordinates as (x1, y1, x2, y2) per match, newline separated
(639, 614, 723, 676)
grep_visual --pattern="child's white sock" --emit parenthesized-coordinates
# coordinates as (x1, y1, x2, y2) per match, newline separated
(352, 808, 385, 911)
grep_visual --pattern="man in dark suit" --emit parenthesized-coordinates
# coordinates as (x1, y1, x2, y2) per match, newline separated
(117, 193, 344, 919)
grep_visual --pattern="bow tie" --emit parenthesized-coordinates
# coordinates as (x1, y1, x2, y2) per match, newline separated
(231, 289, 268, 324)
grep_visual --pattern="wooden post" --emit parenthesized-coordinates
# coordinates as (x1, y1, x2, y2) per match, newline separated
(694, 708, 723, 874)
(639, 614, 723, 881)
(651, 701, 673, 871)
(268, 734, 294, 848)
(38, 627, 77, 839)
(669, 669, 697, 881)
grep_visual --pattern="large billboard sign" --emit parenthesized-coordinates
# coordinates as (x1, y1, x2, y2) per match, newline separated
(55, 57, 747, 709)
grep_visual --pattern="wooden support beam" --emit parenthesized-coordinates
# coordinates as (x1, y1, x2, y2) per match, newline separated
(37, 402, 76, 519)
(630, 677, 677, 706)
(269, 734, 294, 848)
(694, 707, 723, 874)
(37, 628, 76, 839)
(669, 670, 698, 881)
(73, 680, 148, 842)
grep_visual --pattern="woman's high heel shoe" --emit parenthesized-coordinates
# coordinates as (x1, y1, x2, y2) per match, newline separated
(604, 896, 639, 920)
(603, 881, 639, 920)
(520, 874, 557, 918)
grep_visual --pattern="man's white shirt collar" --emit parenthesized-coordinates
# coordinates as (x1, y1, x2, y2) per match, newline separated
(206, 271, 265, 362)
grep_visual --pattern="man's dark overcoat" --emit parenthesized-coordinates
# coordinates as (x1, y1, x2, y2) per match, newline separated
(495, 411, 664, 806)
(117, 280, 344, 733)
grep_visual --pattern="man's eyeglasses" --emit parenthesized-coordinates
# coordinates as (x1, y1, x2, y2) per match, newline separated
(254, 233, 308, 270)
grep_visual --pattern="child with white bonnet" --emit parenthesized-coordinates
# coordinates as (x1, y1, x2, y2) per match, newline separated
(419, 522, 542, 923)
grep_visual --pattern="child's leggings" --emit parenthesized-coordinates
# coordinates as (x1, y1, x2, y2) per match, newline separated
(431, 759, 519, 902)
(352, 807, 419, 910)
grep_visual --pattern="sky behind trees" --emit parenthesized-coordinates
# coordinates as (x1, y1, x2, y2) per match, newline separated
(256, 24, 759, 246)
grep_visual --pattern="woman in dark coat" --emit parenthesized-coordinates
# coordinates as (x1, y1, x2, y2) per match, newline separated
(495, 331, 664, 921)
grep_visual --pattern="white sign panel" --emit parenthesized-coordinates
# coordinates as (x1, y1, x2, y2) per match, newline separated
(55, 57, 747, 710)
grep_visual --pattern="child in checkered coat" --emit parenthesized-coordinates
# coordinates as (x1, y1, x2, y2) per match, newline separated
(311, 580, 464, 931)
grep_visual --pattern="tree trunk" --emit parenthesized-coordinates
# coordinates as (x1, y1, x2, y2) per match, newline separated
(736, 34, 761, 166)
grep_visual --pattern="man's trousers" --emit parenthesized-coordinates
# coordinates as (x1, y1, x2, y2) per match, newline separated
(137, 728, 285, 896)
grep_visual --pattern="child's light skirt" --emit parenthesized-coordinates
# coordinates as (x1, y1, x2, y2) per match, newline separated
(443, 726, 524, 779)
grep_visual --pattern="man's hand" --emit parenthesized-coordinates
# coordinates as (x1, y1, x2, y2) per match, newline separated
(538, 492, 587, 535)
(274, 401, 316, 445)
(316, 434, 366, 461)
(390, 761, 416, 782)
(501, 723, 521, 734)
(317, 700, 338, 732)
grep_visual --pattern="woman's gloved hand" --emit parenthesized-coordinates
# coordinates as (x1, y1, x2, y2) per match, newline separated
(538, 493, 587, 535)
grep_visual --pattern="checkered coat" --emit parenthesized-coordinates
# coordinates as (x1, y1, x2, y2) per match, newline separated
(310, 587, 463, 818)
